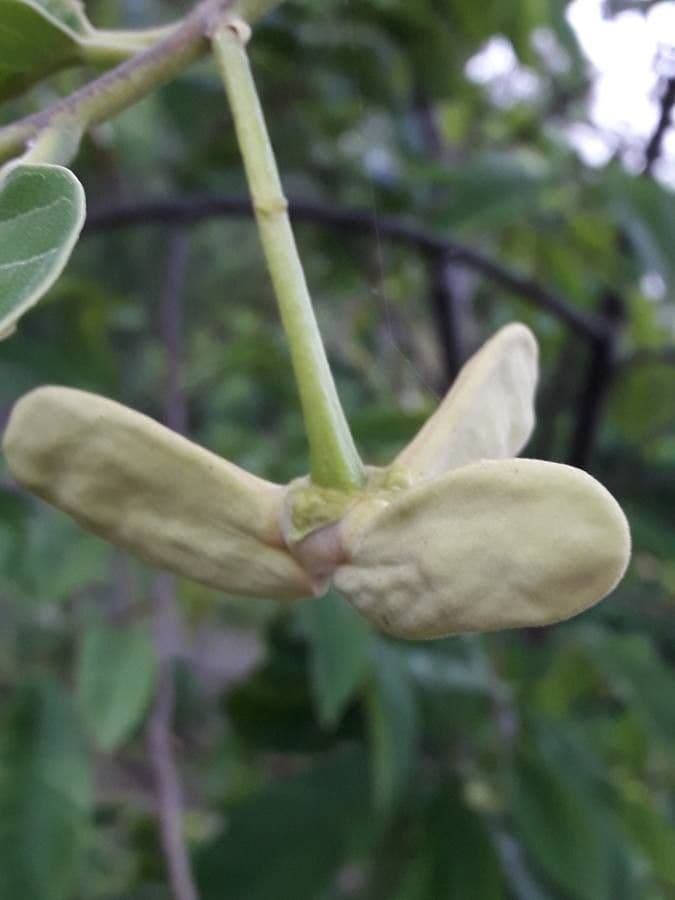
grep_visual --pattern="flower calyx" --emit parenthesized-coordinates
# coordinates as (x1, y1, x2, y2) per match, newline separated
(280, 465, 412, 590)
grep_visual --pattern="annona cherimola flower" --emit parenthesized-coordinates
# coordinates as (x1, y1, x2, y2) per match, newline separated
(2, 323, 630, 639)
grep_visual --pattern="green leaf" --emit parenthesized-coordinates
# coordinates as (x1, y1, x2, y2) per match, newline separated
(14, 507, 109, 603)
(303, 588, 371, 727)
(493, 831, 557, 900)
(0, 164, 85, 339)
(0, 0, 83, 101)
(583, 629, 675, 747)
(0, 680, 92, 900)
(621, 783, 675, 887)
(196, 746, 371, 900)
(426, 152, 548, 234)
(77, 622, 157, 751)
(609, 170, 675, 294)
(423, 782, 505, 899)
(227, 630, 328, 752)
(512, 752, 612, 900)
(366, 640, 419, 814)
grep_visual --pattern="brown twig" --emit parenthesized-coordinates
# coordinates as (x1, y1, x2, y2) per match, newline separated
(85, 193, 611, 341)
(146, 231, 199, 900)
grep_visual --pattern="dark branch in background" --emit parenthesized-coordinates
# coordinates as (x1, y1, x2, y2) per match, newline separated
(85, 194, 611, 342)
(643, 76, 675, 175)
(568, 290, 626, 470)
(410, 84, 471, 386)
(428, 252, 467, 386)
(146, 231, 199, 900)
(530, 335, 578, 461)
(411, 85, 446, 161)
(159, 232, 189, 436)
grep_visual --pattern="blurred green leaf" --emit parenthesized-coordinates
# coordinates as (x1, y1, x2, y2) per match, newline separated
(196, 746, 371, 900)
(583, 629, 675, 747)
(0, 164, 85, 339)
(423, 782, 505, 898)
(11, 508, 109, 603)
(493, 831, 556, 900)
(0, 680, 91, 900)
(621, 782, 675, 887)
(425, 152, 548, 233)
(366, 641, 419, 815)
(512, 751, 612, 900)
(227, 631, 330, 752)
(610, 361, 675, 448)
(610, 170, 675, 294)
(302, 589, 371, 728)
(77, 622, 157, 752)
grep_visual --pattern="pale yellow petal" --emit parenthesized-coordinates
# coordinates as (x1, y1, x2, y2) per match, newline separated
(334, 459, 630, 639)
(3, 387, 314, 600)
(394, 323, 538, 482)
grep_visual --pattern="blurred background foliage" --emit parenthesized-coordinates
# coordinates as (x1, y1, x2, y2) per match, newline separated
(0, 0, 674, 898)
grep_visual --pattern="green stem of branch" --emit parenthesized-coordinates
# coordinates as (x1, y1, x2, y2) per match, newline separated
(77, 25, 180, 67)
(0, 10, 202, 162)
(18, 119, 84, 167)
(212, 23, 364, 491)
(0, 0, 285, 165)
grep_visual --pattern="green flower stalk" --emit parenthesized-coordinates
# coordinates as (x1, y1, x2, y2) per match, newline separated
(212, 20, 365, 492)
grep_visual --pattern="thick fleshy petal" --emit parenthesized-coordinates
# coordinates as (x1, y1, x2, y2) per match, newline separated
(394, 323, 538, 482)
(2, 387, 314, 600)
(334, 459, 630, 639)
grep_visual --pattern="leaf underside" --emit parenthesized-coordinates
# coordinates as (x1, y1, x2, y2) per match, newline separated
(0, 164, 86, 338)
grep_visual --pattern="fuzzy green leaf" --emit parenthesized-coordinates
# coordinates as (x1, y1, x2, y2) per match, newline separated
(0, 164, 85, 338)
